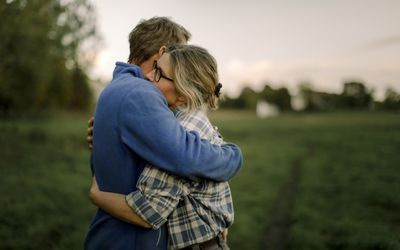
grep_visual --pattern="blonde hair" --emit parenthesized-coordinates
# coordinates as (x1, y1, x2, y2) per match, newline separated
(167, 44, 221, 115)
(128, 17, 191, 65)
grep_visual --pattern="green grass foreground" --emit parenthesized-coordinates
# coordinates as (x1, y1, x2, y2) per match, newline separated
(0, 111, 399, 249)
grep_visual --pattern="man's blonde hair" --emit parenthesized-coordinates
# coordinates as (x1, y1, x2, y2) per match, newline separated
(128, 17, 191, 65)
(167, 44, 221, 114)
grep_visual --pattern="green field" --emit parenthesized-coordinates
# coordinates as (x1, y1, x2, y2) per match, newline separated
(1, 111, 399, 250)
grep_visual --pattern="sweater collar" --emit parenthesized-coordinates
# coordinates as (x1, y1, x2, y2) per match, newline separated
(113, 62, 145, 79)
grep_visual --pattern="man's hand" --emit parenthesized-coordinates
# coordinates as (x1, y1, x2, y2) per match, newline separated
(87, 117, 94, 151)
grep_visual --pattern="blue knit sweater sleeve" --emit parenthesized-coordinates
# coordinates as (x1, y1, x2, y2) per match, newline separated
(119, 83, 242, 181)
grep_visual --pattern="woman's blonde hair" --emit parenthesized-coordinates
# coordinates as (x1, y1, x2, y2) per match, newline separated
(167, 44, 221, 114)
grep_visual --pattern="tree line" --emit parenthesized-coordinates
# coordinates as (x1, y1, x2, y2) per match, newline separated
(2, 1, 398, 116)
(0, 0, 98, 116)
(221, 81, 400, 112)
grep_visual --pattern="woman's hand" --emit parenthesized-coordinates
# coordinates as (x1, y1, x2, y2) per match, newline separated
(87, 117, 94, 151)
(89, 175, 100, 205)
(222, 229, 228, 241)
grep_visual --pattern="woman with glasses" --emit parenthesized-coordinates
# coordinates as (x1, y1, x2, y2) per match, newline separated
(90, 44, 234, 250)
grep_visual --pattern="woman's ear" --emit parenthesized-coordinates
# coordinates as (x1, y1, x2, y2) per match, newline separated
(171, 96, 186, 110)
(158, 46, 167, 56)
(177, 96, 186, 104)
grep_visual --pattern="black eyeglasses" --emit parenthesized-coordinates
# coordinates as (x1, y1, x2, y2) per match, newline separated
(152, 61, 174, 82)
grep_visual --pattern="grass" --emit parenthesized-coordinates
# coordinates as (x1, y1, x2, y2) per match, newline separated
(0, 111, 399, 249)
(0, 114, 94, 249)
(285, 113, 400, 250)
(209, 111, 307, 249)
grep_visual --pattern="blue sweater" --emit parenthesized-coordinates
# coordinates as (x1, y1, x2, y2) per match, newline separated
(84, 62, 242, 250)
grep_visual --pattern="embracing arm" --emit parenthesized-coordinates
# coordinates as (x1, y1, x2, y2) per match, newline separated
(120, 86, 243, 181)
(89, 176, 151, 228)
(124, 166, 186, 229)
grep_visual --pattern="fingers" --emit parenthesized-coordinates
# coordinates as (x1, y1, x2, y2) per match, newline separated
(87, 116, 94, 150)
(87, 118, 94, 136)
(87, 128, 93, 150)
(87, 135, 93, 150)
(87, 126, 93, 136)
(88, 117, 94, 126)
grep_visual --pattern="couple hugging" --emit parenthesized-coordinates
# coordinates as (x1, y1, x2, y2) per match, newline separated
(84, 16, 243, 250)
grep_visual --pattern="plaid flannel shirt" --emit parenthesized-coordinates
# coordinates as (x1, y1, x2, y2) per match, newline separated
(126, 109, 234, 249)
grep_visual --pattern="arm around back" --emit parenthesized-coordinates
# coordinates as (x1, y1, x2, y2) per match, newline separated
(119, 83, 242, 182)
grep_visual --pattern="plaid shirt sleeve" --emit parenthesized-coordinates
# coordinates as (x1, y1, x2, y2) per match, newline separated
(126, 110, 222, 230)
(126, 165, 190, 229)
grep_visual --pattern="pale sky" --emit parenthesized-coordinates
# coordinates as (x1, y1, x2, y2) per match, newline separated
(89, 0, 400, 100)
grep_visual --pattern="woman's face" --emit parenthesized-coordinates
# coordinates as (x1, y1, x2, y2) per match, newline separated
(146, 53, 184, 109)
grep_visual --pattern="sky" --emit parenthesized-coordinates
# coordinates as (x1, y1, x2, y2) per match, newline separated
(89, 0, 400, 100)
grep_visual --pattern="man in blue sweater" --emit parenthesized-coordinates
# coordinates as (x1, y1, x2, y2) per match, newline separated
(84, 17, 242, 250)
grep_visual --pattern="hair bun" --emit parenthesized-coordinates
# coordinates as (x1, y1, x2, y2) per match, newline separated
(215, 83, 222, 97)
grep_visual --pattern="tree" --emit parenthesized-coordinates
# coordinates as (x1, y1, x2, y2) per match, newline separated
(68, 66, 93, 110)
(298, 82, 318, 111)
(0, 0, 52, 113)
(238, 86, 259, 110)
(339, 82, 373, 109)
(382, 88, 400, 110)
(298, 83, 342, 111)
(219, 95, 246, 109)
(0, 0, 99, 115)
(260, 85, 292, 111)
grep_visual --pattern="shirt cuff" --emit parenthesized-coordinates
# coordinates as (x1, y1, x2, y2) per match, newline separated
(125, 191, 167, 230)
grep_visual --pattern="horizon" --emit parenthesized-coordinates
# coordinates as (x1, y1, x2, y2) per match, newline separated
(89, 0, 400, 101)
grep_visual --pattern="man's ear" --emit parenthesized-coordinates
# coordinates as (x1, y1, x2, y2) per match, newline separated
(158, 46, 167, 56)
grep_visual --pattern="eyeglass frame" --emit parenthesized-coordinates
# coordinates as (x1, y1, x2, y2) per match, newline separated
(152, 61, 174, 82)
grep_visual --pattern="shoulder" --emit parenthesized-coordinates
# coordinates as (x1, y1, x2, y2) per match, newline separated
(177, 110, 208, 129)
(178, 110, 220, 142)
(118, 78, 168, 113)
(102, 74, 161, 98)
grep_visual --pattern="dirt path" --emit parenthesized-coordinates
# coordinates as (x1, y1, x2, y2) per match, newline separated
(261, 157, 302, 250)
